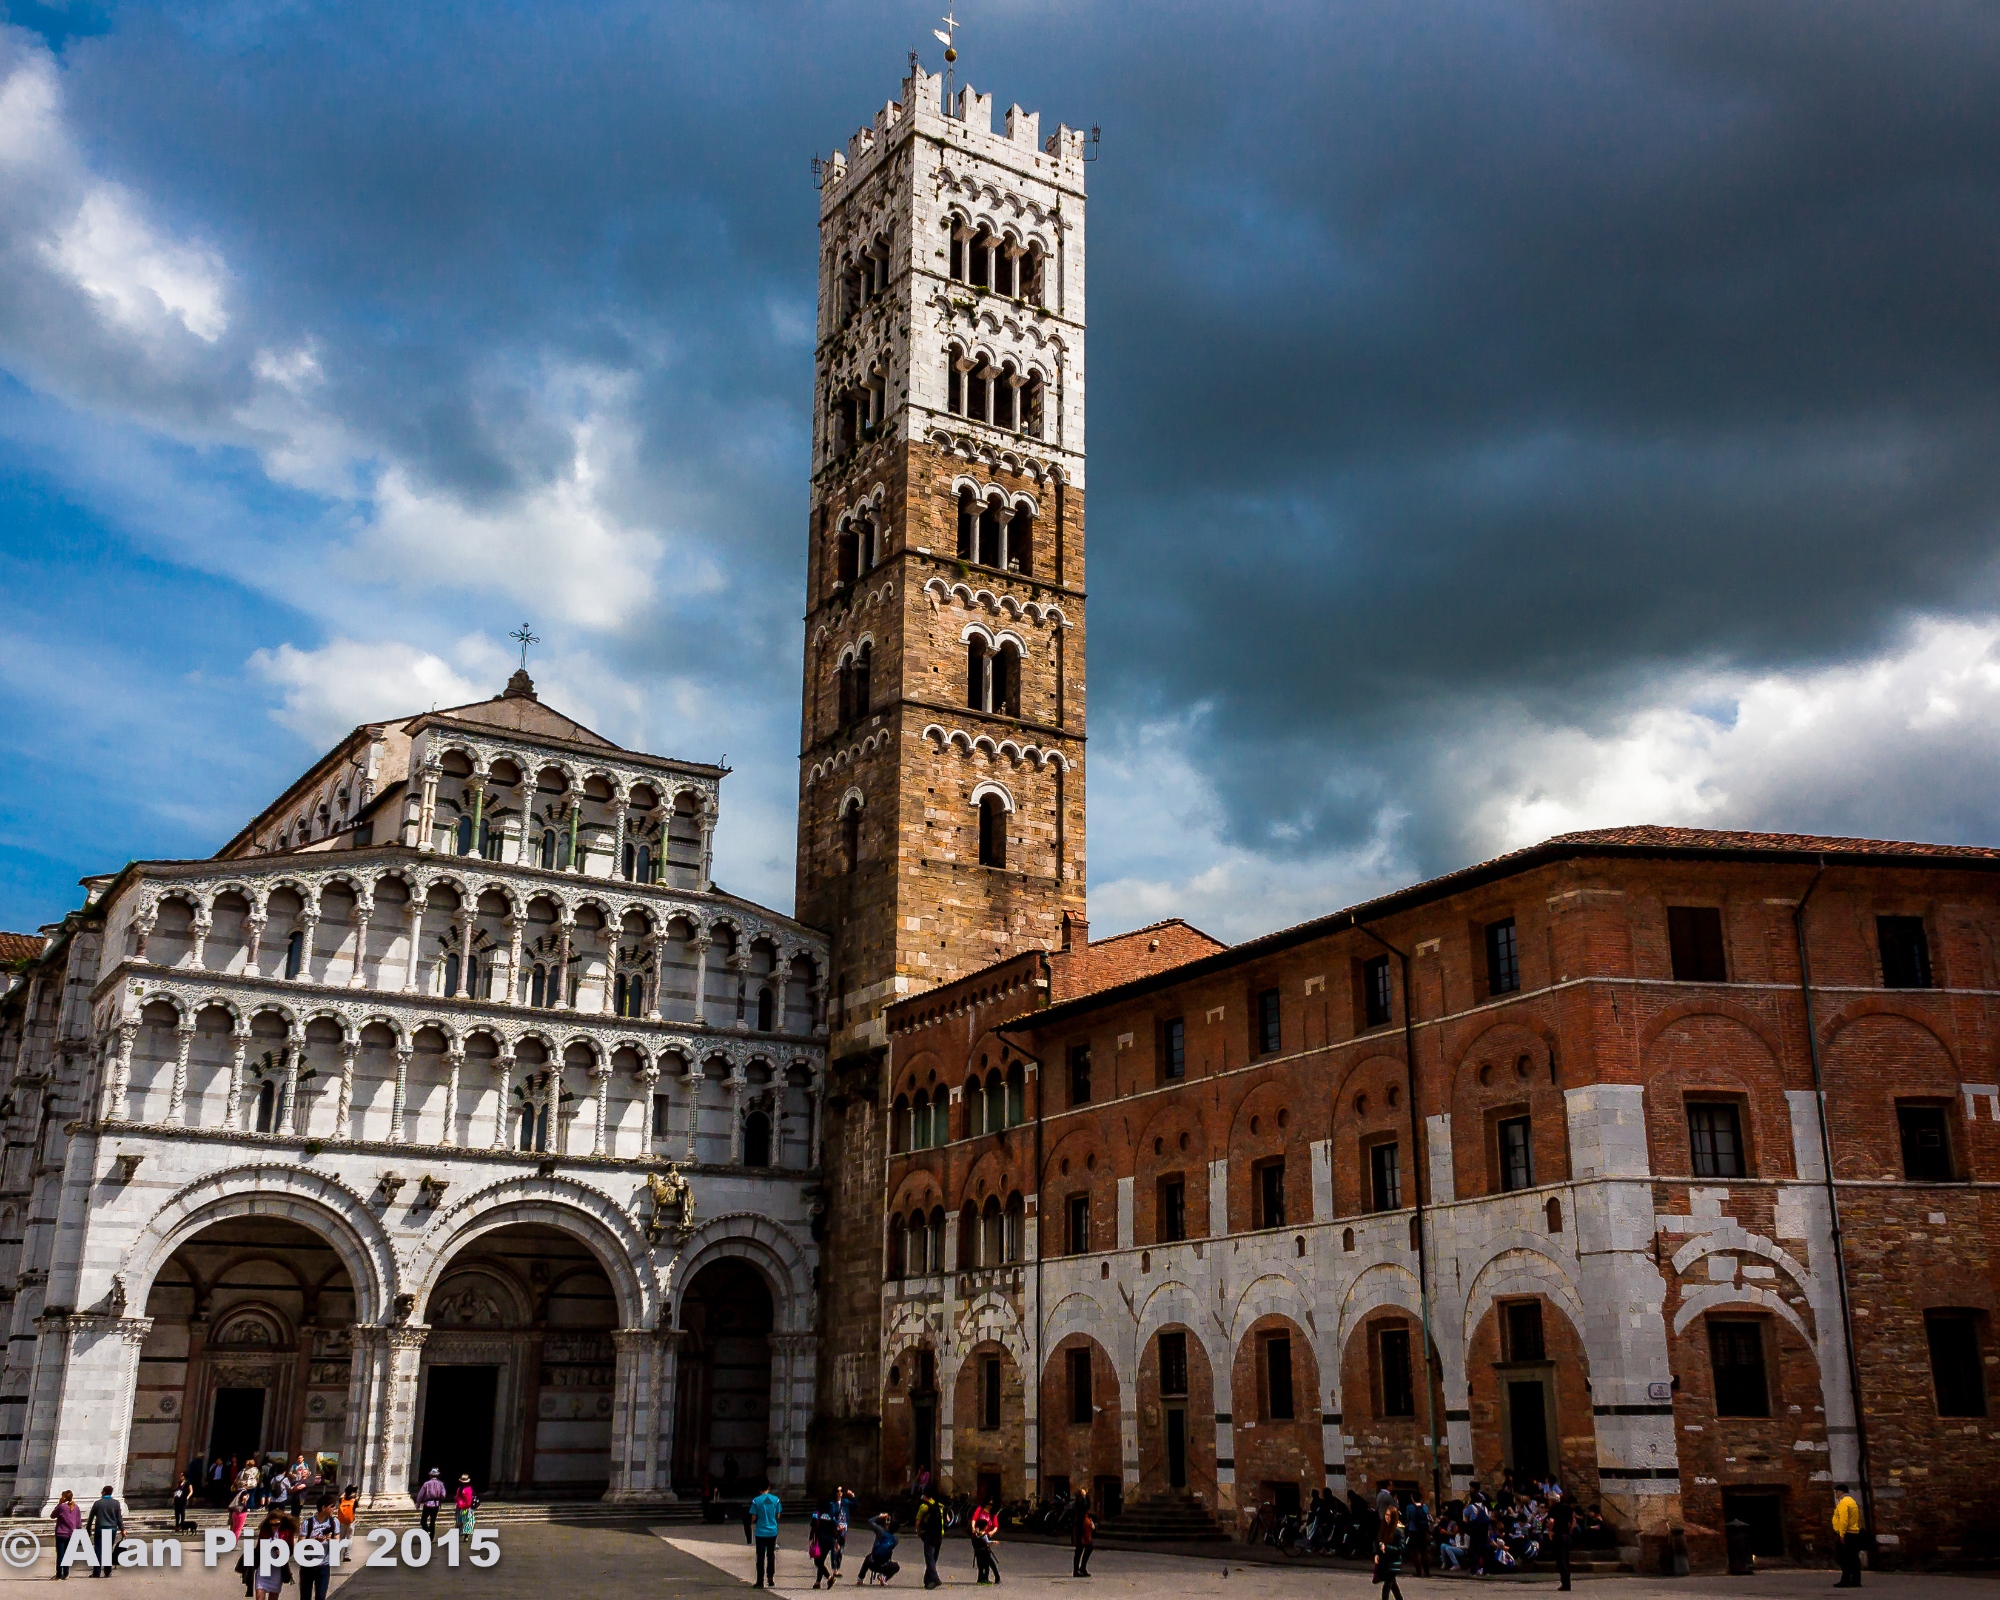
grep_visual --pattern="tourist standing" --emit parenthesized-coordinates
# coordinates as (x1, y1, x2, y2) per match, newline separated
(1551, 1491, 1575, 1592)
(1071, 1492, 1094, 1579)
(916, 1488, 946, 1589)
(969, 1500, 1001, 1585)
(829, 1488, 853, 1582)
(415, 1469, 447, 1535)
(297, 1499, 339, 1600)
(52, 1491, 81, 1580)
(751, 1482, 782, 1588)
(1832, 1485, 1864, 1588)
(1376, 1506, 1408, 1600)
(454, 1477, 478, 1539)
(84, 1486, 121, 1580)
(1406, 1493, 1431, 1580)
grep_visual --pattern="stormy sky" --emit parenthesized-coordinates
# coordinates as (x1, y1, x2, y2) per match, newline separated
(3, 1, 1999, 941)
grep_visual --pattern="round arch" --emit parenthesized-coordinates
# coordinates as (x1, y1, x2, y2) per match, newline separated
(115, 1164, 396, 1324)
(671, 1211, 814, 1335)
(404, 1177, 656, 1330)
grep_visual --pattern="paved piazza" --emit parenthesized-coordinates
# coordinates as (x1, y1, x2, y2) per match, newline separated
(3, 1520, 1986, 1599)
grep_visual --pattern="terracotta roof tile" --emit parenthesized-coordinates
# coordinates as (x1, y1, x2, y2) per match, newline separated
(0, 932, 48, 965)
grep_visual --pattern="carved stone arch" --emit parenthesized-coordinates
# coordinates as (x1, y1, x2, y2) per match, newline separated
(671, 1211, 814, 1335)
(404, 1175, 657, 1330)
(298, 1004, 360, 1046)
(1336, 1260, 1424, 1350)
(116, 1163, 397, 1325)
(959, 620, 999, 649)
(1041, 1288, 1127, 1368)
(958, 1290, 1032, 1371)
(1228, 1271, 1318, 1350)
(558, 1032, 606, 1066)
(969, 779, 1015, 814)
(1134, 1280, 1224, 1380)
(1669, 1227, 1815, 1306)
(1458, 1243, 1592, 1358)
(886, 1303, 935, 1374)
(244, 1000, 300, 1033)
(1673, 1285, 1815, 1347)
(355, 1012, 408, 1049)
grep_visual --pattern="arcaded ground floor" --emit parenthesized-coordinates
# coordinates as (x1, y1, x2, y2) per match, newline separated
(1, 1519, 1995, 1599)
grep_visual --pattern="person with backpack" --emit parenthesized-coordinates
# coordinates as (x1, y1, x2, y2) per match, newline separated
(857, 1511, 899, 1585)
(1406, 1493, 1431, 1579)
(969, 1499, 1001, 1584)
(916, 1490, 946, 1589)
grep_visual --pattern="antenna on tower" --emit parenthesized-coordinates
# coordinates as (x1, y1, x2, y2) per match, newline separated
(933, 11, 959, 118)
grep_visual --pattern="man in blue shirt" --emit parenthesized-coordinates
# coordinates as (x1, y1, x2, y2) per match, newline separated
(751, 1483, 782, 1588)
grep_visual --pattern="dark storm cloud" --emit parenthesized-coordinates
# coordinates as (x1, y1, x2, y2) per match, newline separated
(9, 0, 2000, 920)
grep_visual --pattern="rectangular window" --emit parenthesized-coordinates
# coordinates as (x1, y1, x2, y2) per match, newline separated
(981, 1356, 1002, 1429)
(1159, 1331, 1189, 1397)
(1926, 1311, 1987, 1417)
(1261, 1333, 1295, 1421)
(1378, 1326, 1415, 1417)
(1256, 987, 1282, 1055)
(1370, 1140, 1401, 1212)
(1878, 915, 1933, 989)
(1161, 1017, 1186, 1082)
(1068, 1042, 1092, 1107)
(1504, 1300, 1546, 1364)
(651, 1093, 670, 1139)
(1898, 1102, 1954, 1181)
(1069, 1347, 1093, 1425)
(1668, 906, 1728, 982)
(1256, 1159, 1287, 1229)
(1159, 1175, 1187, 1243)
(1498, 1115, 1533, 1192)
(1708, 1319, 1771, 1417)
(1687, 1102, 1747, 1179)
(1067, 1192, 1091, 1256)
(1485, 918, 1520, 995)
(1363, 955, 1392, 1027)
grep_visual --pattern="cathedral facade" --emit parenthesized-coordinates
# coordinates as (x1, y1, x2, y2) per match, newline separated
(0, 674, 828, 1510)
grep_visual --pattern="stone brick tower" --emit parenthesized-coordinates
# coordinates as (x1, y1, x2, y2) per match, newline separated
(799, 62, 1090, 1487)
(798, 64, 1090, 1051)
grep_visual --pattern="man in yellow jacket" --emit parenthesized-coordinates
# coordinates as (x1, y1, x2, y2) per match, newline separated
(1831, 1486, 1864, 1587)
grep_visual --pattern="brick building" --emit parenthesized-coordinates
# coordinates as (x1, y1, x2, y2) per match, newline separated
(876, 827, 2000, 1568)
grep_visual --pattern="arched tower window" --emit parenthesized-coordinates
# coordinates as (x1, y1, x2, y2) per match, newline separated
(285, 930, 304, 980)
(455, 815, 474, 855)
(636, 844, 652, 884)
(978, 793, 1007, 868)
(756, 986, 776, 1032)
(977, 499, 1003, 568)
(1008, 504, 1034, 573)
(743, 1109, 772, 1168)
(444, 952, 461, 997)
(957, 487, 976, 559)
(530, 964, 548, 1008)
(841, 798, 863, 875)
(254, 1079, 281, 1134)
(539, 830, 556, 870)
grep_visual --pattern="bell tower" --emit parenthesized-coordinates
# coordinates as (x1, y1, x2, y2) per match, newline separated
(797, 63, 1090, 1056)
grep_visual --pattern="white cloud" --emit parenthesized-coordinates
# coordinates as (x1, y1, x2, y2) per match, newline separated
(1089, 617, 2000, 945)
(248, 638, 485, 749)
(44, 187, 228, 342)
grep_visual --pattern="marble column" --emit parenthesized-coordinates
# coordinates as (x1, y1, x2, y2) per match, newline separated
(294, 912, 320, 983)
(336, 1039, 358, 1141)
(591, 1062, 612, 1157)
(347, 1324, 429, 1507)
(349, 898, 373, 989)
(442, 1046, 463, 1146)
(388, 1047, 412, 1144)
(416, 769, 441, 850)
(279, 1038, 302, 1135)
(403, 894, 428, 994)
(683, 1065, 704, 1162)
(604, 1328, 657, 1502)
(727, 1071, 746, 1163)
(108, 1020, 137, 1121)
(553, 920, 574, 1010)
(647, 934, 666, 1022)
(243, 905, 269, 979)
(228, 1031, 250, 1131)
(24, 1313, 154, 1512)
(652, 1329, 684, 1500)
(189, 910, 212, 971)
(167, 1021, 194, 1125)
(505, 916, 524, 1006)
(690, 935, 711, 1025)
(493, 1050, 516, 1150)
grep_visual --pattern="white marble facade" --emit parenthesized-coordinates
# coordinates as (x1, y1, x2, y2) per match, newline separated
(0, 678, 828, 1511)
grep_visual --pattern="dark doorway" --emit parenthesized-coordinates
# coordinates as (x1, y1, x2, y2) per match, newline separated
(671, 1260, 775, 1496)
(208, 1388, 265, 1465)
(418, 1367, 498, 1494)
(1165, 1407, 1188, 1489)
(977, 1471, 1001, 1508)
(1506, 1380, 1551, 1479)
(1722, 1490, 1786, 1559)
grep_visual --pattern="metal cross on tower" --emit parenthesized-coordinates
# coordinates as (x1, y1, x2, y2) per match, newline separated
(510, 623, 539, 669)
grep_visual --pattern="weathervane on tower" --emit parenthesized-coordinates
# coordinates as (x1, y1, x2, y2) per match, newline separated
(934, 11, 959, 108)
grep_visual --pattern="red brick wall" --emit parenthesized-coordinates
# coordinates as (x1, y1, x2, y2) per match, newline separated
(1136, 1325, 1217, 1507)
(1230, 1314, 1324, 1515)
(1040, 1335, 1123, 1497)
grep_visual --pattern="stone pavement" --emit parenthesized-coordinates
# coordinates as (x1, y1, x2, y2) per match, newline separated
(1, 1522, 1993, 1600)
